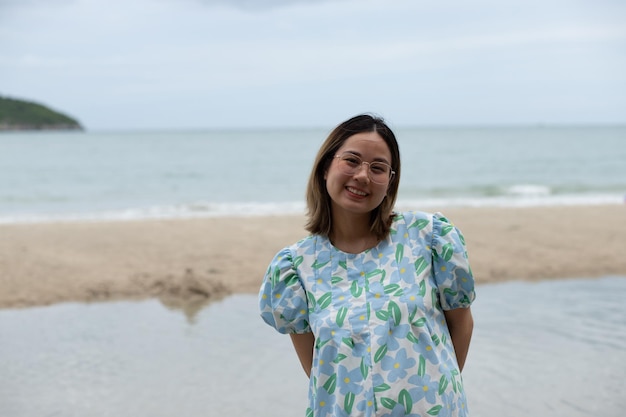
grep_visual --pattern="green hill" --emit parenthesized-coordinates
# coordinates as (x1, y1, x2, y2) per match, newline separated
(0, 96, 84, 131)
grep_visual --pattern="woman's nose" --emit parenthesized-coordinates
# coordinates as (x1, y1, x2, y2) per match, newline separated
(353, 162, 370, 181)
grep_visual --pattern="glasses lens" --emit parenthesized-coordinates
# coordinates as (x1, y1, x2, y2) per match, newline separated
(337, 154, 392, 184)
(369, 162, 391, 183)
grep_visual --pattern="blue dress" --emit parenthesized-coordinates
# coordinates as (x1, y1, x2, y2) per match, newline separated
(259, 211, 476, 417)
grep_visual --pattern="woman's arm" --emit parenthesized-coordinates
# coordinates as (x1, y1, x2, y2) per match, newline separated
(444, 307, 474, 372)
(290, 332, 315, 378)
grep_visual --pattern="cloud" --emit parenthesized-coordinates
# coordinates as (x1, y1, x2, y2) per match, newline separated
(1, 0, 624, 129)
(194, 0, 341, 12)
(0, 0, 341, 12)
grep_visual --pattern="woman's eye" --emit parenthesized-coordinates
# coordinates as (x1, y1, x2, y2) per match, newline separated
(371, 164, 387, 173)
(344, 157, 360, 165)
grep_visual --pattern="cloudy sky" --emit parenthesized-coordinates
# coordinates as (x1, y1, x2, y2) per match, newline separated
(1, 0, 625, 130)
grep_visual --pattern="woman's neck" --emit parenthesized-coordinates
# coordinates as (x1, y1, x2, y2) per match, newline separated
(329, 211, 378, 254)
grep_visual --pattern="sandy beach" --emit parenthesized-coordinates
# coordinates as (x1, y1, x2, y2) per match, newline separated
(1, 205, 624, 310)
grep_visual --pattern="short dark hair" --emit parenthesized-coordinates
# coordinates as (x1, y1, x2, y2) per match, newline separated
(305, 114, 401, 239)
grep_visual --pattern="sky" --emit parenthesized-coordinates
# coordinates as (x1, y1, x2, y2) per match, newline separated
(1, 0, 625, 131)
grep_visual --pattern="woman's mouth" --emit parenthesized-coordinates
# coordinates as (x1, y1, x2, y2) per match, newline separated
(346, 186, 368, 197)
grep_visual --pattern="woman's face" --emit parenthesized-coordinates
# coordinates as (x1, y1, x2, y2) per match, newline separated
(324, 131, 393, 219)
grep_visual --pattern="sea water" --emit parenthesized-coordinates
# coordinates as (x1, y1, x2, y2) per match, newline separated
(0, 125, 625, 223)
(0, 276, 625, 417)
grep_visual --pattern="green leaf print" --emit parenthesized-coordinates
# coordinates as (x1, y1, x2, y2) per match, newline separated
(316, 338, 330, 349)
(293, 255, 304, 269)
(344, 392, 355, 414)
(338, 260, 347, 270)
(399, 389, 413, 414)
(438, 375, 449, 395)
(374, 383, 391, 392)
(283, 273, 299, 287)
(441, 243, 454, 262)
(431, 288, 439, 308)
(414, 257, 428, 276)
(342, 337, 355, 349)
(271, 267, 280, 287)
(427, 405, 443, 415)
(306, 408, 314, 417)
(395, 243, 404, 264)
(336, 306, 348, 327)
(375, 310, 390, 321)
(418, 279, 426, 297)
(307, 291, 316, 310)
(374, 344, 388, 363)
(360, 357, 368, 379)
(312, 259, 330, 269)
(323, 373, 337, 394)
(411, 317, 426, 327)
(406, 332, 419, 344)
(317, 292, 332, 310)
(331, 276, 343, 284)
(384, 283, 401, 294)
(408, 305, 417, 323)
(333, 354, 348, 363)
(443, 288, 458, 297)
(409, 218, 430, 230)
(381, 397, 397, 410)
(418, 355, 426, 377)
(350, 281, 363, 298)
(458, 231, 466, 245)
(432, 334, 441, 346)
(388, 301, 401, 326)
(365, 269, 383, 279)
(440, 224, 454, 236)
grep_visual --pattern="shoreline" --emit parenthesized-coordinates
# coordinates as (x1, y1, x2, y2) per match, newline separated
(1, 205, 625, 310)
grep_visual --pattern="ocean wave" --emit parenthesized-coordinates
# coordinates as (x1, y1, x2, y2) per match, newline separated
(0, 193, 624, 225)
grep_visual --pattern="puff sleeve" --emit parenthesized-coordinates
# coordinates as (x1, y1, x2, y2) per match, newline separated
(431, 212, 476, 310)
(259, 247, 311, 334)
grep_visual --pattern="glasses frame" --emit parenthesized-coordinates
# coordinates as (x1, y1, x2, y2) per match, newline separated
(334, 153, 396, 184)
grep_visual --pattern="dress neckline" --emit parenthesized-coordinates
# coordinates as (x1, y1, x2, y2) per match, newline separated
(322, 232, 392, 258)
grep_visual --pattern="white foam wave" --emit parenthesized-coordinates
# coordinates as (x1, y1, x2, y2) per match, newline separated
(503, 184, 552, 196)
(0, 193, 624, 225)
(396, 193, 625, 210)
(0, 201, 308, 224)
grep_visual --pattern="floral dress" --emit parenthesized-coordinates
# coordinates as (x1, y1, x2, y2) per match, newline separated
(259, 211, 476, 417)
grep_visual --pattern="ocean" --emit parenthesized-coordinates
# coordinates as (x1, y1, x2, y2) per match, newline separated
(1, 125, 625, 223)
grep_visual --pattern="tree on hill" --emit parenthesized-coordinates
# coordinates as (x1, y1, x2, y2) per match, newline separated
(0, 96, 84, 131)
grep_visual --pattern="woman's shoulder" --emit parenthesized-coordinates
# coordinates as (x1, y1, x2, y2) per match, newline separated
(391, 210, 463, 242)
(392, 210, 436, 229)
(271, 234, 323, 261)
(393, 210, 459, 227)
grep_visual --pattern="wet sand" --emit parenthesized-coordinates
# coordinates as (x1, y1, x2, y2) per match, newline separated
(1, 205, 624, 309)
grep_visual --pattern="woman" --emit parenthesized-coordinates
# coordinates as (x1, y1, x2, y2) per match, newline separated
(259, 114, 475, 417)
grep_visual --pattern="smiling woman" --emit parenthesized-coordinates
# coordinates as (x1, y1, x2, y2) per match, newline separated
(259, 114, 476, 417)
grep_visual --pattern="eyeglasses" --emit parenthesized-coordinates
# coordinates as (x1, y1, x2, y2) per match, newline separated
(334, 153, 395, 184)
